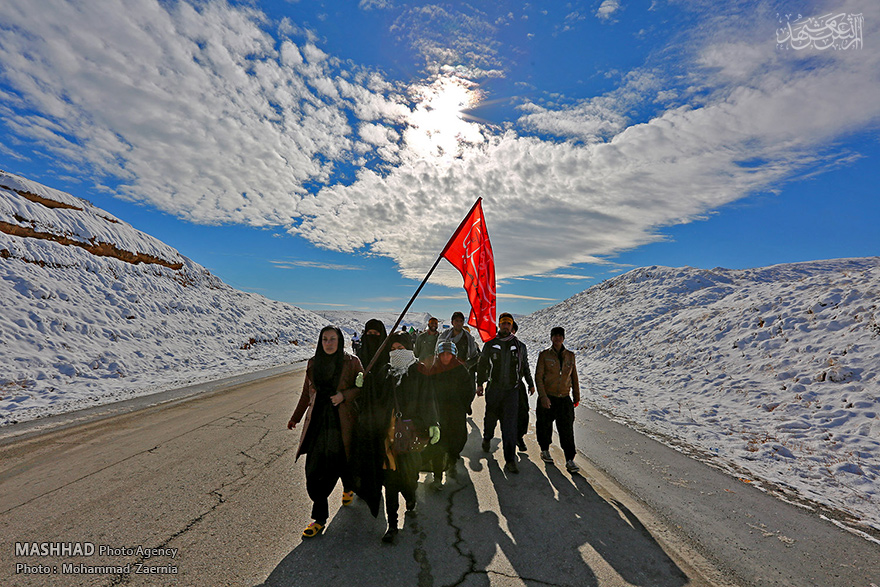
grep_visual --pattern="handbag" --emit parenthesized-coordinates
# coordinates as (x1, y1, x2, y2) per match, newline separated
(392, 402, 429, 455)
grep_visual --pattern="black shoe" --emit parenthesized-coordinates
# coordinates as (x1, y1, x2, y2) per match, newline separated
(504, 461, 519, 474)
(481, 439, 491, 452)
(382, 526, 398, 543)
(517, 438, 527, 452)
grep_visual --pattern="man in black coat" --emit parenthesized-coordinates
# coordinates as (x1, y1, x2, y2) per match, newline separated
(476, 313, 534, 474)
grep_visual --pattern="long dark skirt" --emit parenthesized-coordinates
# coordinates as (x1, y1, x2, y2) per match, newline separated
(303, 401, 349, 524)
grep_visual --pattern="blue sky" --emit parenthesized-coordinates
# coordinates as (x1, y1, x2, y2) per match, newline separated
(1, 0, 878, 321)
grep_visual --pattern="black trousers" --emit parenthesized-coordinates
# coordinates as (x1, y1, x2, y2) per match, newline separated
(384, 454, 418, 526)
(304, 449, 350, 524)
(536, 395, 576, 461)
(483, 386, 519, 463)
(516, 383, 529, 440)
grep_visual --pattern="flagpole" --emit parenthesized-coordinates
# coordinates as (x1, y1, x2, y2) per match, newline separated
(362, 197, 483, 375)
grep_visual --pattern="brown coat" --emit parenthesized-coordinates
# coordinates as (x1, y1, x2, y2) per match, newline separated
(290, 353, 364, 461)
(535, 346, 580, 404)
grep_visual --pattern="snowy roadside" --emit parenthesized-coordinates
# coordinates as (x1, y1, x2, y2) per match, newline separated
(1, 170, 331, 426)
(577, 356, 880, 539)
(0, 339, 318, 427)
(518, 259, 880, 539)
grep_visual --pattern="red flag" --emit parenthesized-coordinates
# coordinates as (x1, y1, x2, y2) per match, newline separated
(441, 198, 497, 342)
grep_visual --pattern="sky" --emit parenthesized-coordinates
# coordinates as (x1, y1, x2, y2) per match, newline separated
(1, 0, 878, 321)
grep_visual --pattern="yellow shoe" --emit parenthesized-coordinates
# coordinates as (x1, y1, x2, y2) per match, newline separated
(302, 521, 324, 538)
(342, 491, 354, 506)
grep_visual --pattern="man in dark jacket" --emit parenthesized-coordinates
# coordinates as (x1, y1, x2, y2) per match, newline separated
(535, 326, 581, 473)
(511, 320, 534, 452)
(476, 313, 534, 474)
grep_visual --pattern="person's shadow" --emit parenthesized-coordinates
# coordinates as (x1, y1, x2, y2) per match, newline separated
(258, 417, 690, 586)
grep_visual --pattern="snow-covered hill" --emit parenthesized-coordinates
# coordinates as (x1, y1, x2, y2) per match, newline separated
(0, 170, 329, 425)
(518, 258, 880, 538)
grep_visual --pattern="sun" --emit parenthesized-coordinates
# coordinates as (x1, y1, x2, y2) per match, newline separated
(404, 75, 485, 161)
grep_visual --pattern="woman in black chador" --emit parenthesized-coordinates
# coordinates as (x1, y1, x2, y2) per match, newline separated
(423, 340, 475, 489)
(288, 326, 363, 539)
(351, 331, 439, 543)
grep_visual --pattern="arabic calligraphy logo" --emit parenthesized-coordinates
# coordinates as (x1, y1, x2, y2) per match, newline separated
(777, 12, 864, 50)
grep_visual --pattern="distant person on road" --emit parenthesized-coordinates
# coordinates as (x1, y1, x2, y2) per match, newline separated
(535, 326, 581, 473)
(287, 325, 364, 538)
(415, 317, 441, 366)
(436, 311, 481, 373)
(511, 321, 535, 453)
(422, 341, 475, 489)
(476, 313, 533, 474)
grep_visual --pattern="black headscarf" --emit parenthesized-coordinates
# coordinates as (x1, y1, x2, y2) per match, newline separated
(313, 325, 345, 395)
(357, 318, 389, 370)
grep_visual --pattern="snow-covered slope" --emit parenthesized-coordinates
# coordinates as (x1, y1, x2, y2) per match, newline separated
(518, 259, 880, 537)
(0, 170, 328, 425)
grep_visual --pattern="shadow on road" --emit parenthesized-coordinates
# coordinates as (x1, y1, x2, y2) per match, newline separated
(257, 419, 690, 587)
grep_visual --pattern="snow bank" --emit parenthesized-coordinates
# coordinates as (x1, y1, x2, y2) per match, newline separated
(0, 171, 328, 424)
(518, 259, 880, 535)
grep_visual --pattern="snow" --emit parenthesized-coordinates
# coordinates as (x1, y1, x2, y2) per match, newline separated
(1, 170, 329, 424)
(518, 259, 880, 536)
(2, 169, 878, 540)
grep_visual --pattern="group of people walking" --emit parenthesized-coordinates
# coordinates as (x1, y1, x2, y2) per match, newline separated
(287, 312, 581, 543)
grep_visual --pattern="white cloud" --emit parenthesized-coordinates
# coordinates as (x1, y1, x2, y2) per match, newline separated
(596, 0, 621, 21)
(390, 5, 505, 79)
(359, 0, 395, 10)
(538, 274, 593, 280)
(0, 0, 403, 225)
(269, 260, 363, 271)
(498, 293, 557, 301)
(518, 70, 660, 142)
(2, 0, 879, 292)
(293, 2, 880, 285)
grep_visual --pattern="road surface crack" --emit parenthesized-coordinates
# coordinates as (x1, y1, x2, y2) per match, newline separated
(105, 412, 290, 586)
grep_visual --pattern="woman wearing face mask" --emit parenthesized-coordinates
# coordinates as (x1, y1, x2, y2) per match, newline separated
(288, 325, 364, 539)
(378, 332, 440, 543)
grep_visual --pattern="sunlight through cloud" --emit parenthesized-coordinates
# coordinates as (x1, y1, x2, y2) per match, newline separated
(403, 75, 486, 161)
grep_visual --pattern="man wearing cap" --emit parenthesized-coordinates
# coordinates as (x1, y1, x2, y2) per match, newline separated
(535, 327, 581, 473)
(476, 313, 533, 474)
(415, 317, 441, 366)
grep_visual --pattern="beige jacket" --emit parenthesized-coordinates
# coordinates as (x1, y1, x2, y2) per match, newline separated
(535, 346, 580, 404)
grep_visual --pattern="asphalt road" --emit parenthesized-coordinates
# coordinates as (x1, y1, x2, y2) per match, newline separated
(0, 365, 876, 586)
(574, 408, 880, 587)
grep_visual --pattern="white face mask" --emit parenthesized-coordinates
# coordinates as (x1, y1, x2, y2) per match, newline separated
(389, 348, 417, 373)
